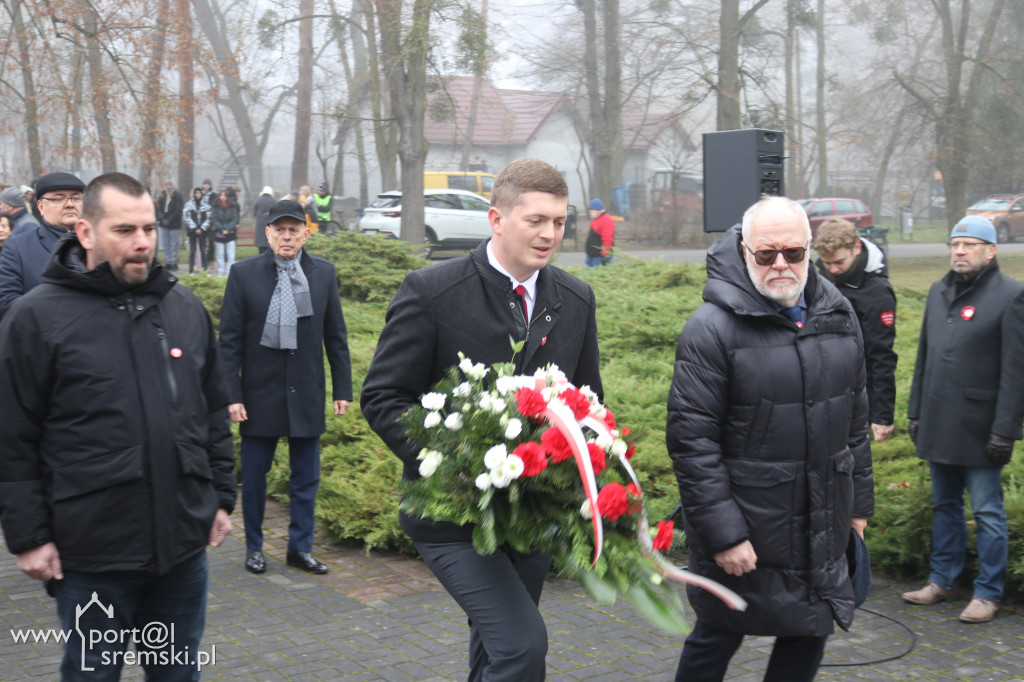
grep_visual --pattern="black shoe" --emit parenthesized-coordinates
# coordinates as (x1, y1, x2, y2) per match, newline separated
(286, 550, 327, 574)
(245, 550, 266, 574)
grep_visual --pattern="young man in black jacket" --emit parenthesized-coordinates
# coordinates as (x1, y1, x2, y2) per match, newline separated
(812, 217, 898, 441)
(0, 172, 236, 680)
(362, 158, 602, 681)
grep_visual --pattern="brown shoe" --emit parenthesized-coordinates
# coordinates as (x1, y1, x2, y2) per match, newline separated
(959, 597, 999, 623)
(901, 582, 960, 605)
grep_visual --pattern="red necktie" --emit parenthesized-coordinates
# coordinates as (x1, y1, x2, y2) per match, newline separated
(514, 284, 529, 322)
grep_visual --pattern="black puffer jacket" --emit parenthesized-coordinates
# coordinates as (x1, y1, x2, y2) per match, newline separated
(0, 236, 236, 574)
(667, 226, 873, 636)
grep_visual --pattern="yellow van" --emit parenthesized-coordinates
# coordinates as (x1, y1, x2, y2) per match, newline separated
(424, 171, 497, 199)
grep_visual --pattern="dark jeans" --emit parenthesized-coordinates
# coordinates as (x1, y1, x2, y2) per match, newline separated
(54, 552, 208, 682)
(187, 230, 210, 273)
(414, 540, 550, 681)
(241, 436, 320, 552)
(675, 620, 827, 682)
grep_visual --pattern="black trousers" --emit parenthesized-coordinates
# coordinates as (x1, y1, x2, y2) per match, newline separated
(188, 230, 210, 273)
(675, 620, 827, 682)
(414, 540, 550, 681)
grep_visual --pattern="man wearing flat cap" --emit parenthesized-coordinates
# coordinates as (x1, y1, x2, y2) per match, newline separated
(904, 215, 1024, 624)
(218, 199, 352, 575)
(0, 171, 86, 320)
(0, 186, 39, 236)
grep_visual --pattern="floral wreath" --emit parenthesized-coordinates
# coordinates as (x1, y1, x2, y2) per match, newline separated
(400, 352, 745, 633)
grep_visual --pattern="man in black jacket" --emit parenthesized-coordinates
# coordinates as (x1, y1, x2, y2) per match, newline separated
(667, 196, 873, 682)
(156, 181, 184, 271)
(362, 158, 602, 681)
(0, 172, 235, 680)
(903, 215, 1024, 624)
(219, 199, 352, 576)
(812, 217, 898, 441)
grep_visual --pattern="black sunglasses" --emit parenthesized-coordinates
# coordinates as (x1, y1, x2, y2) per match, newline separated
(743, 243, 807, 266)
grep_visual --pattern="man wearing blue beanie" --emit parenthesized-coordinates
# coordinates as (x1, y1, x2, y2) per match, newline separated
(904, 214, 1024, 623)
(585, 198, 615, 267)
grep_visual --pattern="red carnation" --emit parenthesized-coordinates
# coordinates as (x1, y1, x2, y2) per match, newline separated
(541, 428, 574, 463)
(588, 442, 606, 475)
(513, 441, 549, 477)
(597, 483, 628, 521)
(515, 388, 548, 418)
(652, 520, 675, 552)
(602, 409, 617, 430)
(624, 442, 636, 460)
(559, 387, 592, 420)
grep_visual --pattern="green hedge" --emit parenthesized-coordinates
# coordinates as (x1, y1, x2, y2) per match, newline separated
(186, 233, 1024, 599)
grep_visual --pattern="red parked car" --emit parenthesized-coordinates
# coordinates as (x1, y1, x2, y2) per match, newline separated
(797, 197, 874, 232)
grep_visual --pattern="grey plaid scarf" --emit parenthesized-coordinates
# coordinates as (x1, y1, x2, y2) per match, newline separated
(260, 252, 313, 349)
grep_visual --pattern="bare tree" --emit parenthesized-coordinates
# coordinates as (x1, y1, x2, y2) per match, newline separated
(177, 0, 196, 191)
(140, 0, 171, 186)
(292, 0, 314, 188)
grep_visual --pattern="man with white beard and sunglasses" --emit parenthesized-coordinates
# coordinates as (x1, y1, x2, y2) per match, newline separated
(666, 196, 874, 681)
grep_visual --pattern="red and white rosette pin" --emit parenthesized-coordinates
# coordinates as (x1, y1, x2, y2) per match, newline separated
(961, 306, 976, 321)
(880, 311, 895, 327)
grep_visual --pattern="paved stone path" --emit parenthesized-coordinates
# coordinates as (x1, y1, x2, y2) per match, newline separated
(2, 500, 1022, 680)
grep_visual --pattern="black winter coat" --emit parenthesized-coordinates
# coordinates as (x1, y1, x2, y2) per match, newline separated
(157, 190, 184, 231)
(815, 239, 898, 426)
(210, 203, 239, 243)
(667, 226, 873, 636)
(218, 249, 353, 438)
(0, 236, 236, 574)
(908, 259, 1024, 465)
(361, 241, 603, 543)
(253, 194, 275, 249)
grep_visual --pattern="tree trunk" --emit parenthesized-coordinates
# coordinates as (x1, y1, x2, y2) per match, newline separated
(364, 0, 397, 191)
(193, 0, 265, 198)
(717, 0, 741, 131)
(784, 0, 799, 197)
(9, 0, 42, 178)
(140, 0, 170, 186)
(292, 0, 314, 189)
(814, 0, 827, 196)
(177, 0, 195, 192)
(460, 0, 488, 172)
(83, 4, 117, 172)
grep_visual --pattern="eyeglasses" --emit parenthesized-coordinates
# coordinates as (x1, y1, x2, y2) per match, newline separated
(743, 243, 807, 266)
(41, 194, 83, 205)
(946, 241, 989, 251)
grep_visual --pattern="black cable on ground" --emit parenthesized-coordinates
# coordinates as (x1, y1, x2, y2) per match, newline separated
(819, 606, 917, 667)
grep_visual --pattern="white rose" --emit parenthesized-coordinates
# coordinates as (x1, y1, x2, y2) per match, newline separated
(423, 411, 442, 428)
(475, 473, 492, 491)
(484, 444, 508, 470)
(579, 500, 594, 520)
(490, 468, 512, 488)
(595, 433, 613, 451)
(489, 397, 507, 414)
(466, 361, 488, 380)
(421, 392, 446, 411)
(417, 450, 443, 477)
(453, 382, 472, 398)
(478, 393, 494, 412)
(459, 357, 475, 374)
(610, 439, 628, 458)
(501, 454, 524, 480)
(495, 375, 518, 395)
(444, 413, 463, 430)
(504, 418, 523, 439)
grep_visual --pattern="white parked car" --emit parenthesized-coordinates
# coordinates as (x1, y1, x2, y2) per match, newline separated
(356, 188, 492, 257)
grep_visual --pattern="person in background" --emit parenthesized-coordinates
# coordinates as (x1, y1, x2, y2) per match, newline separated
(313, 183, 334, 234)
(184, 187, 211, 275)
(253, 186, 275, 255)
(584, 198, 615, 267)
(0, 213, 11, 256)
(667, 196, 872, 682)
(210, 189, 239, 276)
(0, 186, 39, 236)
(812, 217, 897, 442)
(0, 171, 87, 321)
(903, 215, 1024, 624)
(218, 199, 352, 576)
(156, 182, 184, 271)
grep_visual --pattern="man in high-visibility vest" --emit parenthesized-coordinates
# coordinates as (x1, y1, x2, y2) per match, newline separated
(314, 183, 334, 234)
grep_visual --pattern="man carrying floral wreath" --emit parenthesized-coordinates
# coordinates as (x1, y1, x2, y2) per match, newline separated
(666, 196, 874, 681)
(362, 158, 602, 681)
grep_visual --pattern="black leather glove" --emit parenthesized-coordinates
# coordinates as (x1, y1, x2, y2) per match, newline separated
(986, 433, 1014, 467)
(908, 419, 919, 445)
